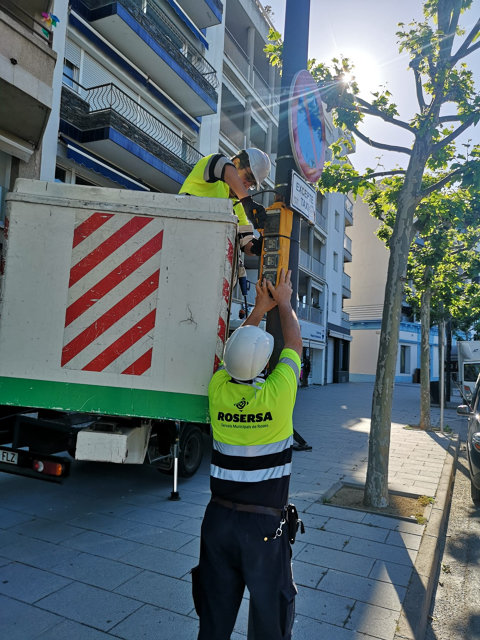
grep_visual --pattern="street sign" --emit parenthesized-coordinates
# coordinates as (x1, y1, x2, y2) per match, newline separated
(290, 170, 316, 224)
(288, 69, 326, 183)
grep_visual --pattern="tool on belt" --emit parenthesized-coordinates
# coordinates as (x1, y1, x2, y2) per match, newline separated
(265, 503, 305, 544)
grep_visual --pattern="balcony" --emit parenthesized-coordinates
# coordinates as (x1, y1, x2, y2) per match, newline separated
(342, 272, 351, 299)
(224, 29, 277, 114)
(0, 0, 56, 153)
(299, 249, 326, 280)
(297, 303, 323, 325)
(176, 0, 223, 29)
(315, 207, 328, 235)
(60, 81, 202, 191)
(344, 234, 352, 262)
(345, 197, 353, 226)
(72, 0, 218, 116)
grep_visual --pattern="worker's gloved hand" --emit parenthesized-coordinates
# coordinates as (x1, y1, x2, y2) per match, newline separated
(250, 235, 263, 256)
(240, 196, 267, 230)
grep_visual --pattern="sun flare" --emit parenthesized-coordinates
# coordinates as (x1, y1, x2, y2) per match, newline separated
(334, 48, 383, 96)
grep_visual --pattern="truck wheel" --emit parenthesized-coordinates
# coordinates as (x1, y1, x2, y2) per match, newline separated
(177, 424, 204, 478)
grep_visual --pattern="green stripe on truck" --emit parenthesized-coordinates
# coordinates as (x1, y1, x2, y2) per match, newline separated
(0, 376, 209, 423)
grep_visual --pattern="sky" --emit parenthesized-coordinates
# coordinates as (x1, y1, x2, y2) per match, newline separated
(262, 0, 480, 173)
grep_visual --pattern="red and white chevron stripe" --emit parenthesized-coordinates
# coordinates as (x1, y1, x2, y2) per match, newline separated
(61, 211, 163, 376)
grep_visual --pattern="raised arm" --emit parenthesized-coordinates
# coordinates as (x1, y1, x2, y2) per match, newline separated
(267, 270, 302, 359)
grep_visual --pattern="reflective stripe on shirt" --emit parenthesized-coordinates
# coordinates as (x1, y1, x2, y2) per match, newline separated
(279, 356, 300, 381)
(213, 435, 293, 457)
(210, 462, 292, 483)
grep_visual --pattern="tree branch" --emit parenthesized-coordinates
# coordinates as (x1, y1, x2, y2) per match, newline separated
(413, 67, 427, 112)
(437, 115, 463, 123)
(431, 113, 478, 153)
(451, 18, 480, 64)
(351, 125, 412, 155)
(356, 96, 413, 132)
(418, 166, 465, 199)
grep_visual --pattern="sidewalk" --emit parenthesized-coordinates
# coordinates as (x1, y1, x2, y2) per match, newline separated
(0, 382, 460, 640)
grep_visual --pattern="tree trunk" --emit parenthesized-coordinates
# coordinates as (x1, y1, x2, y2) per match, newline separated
(419, 288, 432, 430)
(364, 148, 428, 508)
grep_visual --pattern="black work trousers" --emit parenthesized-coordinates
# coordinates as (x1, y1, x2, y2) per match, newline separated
(192, 501, 297, 640)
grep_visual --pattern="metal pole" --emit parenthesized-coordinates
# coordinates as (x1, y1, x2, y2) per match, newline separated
(267, 0, 311, 369)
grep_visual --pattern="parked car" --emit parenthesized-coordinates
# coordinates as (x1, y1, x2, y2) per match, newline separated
(457, 374, 480, 504)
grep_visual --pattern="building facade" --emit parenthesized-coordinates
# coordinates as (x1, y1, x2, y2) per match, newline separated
(345, 197, 440, 383)
(0, 0, 57, 237)
(1, 0, 352, 385)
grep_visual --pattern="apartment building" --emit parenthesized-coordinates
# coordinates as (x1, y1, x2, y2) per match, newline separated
(0, 0, 351, 385)
(0, 0, 57, 228)
(42, 0, 222, 191)
(345, 197, 439, 383)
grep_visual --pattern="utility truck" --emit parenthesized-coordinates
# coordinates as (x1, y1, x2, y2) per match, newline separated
(0, 180, 237, 491)
(457, 340, 480, 402)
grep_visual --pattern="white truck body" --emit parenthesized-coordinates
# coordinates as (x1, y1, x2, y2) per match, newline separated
(0, 180, 237, 474)
(457, 340, 480, 399)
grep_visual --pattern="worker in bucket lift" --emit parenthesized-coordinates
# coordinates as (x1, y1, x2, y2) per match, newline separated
(191, 269, 304, 640)
(179, 148, 270, 257)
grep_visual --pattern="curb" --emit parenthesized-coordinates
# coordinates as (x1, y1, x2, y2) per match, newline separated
(393, 434, 460, 640)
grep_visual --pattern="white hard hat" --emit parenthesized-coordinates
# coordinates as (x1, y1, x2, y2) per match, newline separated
(223, 325, 274, 381)
(245, 148, 271, 189)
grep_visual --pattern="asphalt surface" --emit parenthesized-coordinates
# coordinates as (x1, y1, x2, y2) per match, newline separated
(0, 382, 459, 639)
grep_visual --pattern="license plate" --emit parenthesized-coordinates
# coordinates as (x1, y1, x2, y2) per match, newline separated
(0, 449, 18, 465)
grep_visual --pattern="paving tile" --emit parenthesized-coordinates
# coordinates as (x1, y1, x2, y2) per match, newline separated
(300, 526, 351, 550)
(104, 506, 187, 530)
(385, 529, 423, 550)
(318, 568, 406, 611)
(0, 594, 61, 640)
(115, 570, 194, 615)
(0, 534, 83, 570)
(306, 503, 367, 523)
(345, 600, 400, 640)
(323, 518, 390, 543)
(345, 537, 417, 566)
(173, 518, 203, 536)
(361, 513, 423, 533)
(293, 614, 372, 639)
(36, 582, 142, 631)
(368, 560, 413, 588)
(118, 544, 195, 579)
(293, 560, 326, 588)
(0, 507, 34, 529)
(295, 584, 356, 626)
(110, 603, 199, 640)
(10, 518, 82, 543)
(0, 562, 71, 603)
(68, 513, 140, 537)
(123, 522, 195, 551)
(35, 619, 115, 639)
(296, 544, 375, 577)
(51, 552, 142, 589)
(61, 530, 140, 560)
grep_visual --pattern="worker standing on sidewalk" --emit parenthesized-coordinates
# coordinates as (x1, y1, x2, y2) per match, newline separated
(191, 269, 303, 640)
(179, 148, 270, 256)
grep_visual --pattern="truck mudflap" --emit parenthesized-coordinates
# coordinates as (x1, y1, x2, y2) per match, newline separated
(0, 445, 70, 482)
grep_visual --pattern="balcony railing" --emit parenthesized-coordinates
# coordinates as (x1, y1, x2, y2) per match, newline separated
(224, 29, 250, 80)
(315, 208, 328, 234)
(343, 272, 351, 291)
(77, 0, 218, 91)
(297, 303, 323, 325)
(1, 0, 53, 46)
(344, 234, 352, 253)
(299, 249, 325, 279)
(65, 79, 202, 167)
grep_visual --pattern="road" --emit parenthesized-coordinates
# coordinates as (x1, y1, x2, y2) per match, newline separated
(425, 414, 480, 640)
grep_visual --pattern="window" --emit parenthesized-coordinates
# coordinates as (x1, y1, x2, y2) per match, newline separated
(400, 345, 411, 374)
(63, 59, 78, 88)
(333, 252, 339, 271)
(332, 292, 337, 312)
(335, 211, 340, 231)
